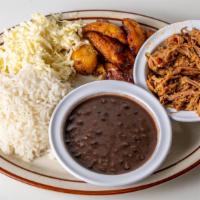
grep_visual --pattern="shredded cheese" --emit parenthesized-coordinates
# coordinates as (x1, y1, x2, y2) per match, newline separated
(0, 13, 87, 80)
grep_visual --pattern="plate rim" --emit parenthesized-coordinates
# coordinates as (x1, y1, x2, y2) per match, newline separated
(0, 9, 200, 195)
(1, 159, 200, 195)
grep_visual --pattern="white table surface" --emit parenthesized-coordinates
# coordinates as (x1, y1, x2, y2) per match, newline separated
(0, 0, 200, 199)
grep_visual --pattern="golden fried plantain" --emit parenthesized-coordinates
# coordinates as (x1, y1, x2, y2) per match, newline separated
(83, 21, 127, 44)
(71, 44, 98, 75)
(122, 18, 146, 54)
(86, 32, 132, 68)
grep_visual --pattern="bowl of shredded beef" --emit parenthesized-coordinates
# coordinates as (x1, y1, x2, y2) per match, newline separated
(134, 20, 200, 122)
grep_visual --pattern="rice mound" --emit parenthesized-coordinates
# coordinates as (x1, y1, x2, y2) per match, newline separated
(0, 65, 71, 161)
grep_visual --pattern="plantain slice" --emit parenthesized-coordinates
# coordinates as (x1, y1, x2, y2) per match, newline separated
(71, 44, 98, 75)
(85, 32, 132, 68)
(83, 21, 127, 44)
(122, 18, 146, 54)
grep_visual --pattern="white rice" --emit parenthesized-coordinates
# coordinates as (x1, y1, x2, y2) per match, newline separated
(0, 65, 71, 161)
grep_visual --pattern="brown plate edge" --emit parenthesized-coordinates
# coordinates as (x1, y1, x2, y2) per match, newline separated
(0, 159, 200, 195)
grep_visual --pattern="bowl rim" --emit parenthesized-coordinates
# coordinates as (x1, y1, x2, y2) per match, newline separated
(134, 20, 200, 122)
(49, 80, 172, 187)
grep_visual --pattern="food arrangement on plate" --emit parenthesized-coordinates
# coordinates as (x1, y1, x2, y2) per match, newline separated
(0, 10, 200, 193)
(0, 13, 152, 162)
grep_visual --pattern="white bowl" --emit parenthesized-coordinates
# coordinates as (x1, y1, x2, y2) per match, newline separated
(49, 80, 172, 187)
(134, 20, 200, 122)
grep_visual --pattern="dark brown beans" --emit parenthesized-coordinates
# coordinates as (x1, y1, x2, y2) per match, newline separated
(95, 130, 102, 135)
(64, 95, 157, 175)
(77, 120, 83, 125)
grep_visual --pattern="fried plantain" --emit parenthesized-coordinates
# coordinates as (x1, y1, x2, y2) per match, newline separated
(122, 18, 146, 54)
(86, 32, 132, 68)
(71, 44, 98, 75)
(83, 21, 127, 44)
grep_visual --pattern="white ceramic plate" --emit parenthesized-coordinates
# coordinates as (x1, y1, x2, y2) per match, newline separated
(0, 10, 200, 195)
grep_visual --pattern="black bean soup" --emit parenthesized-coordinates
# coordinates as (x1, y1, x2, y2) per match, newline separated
(64, 95, 157, 175)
